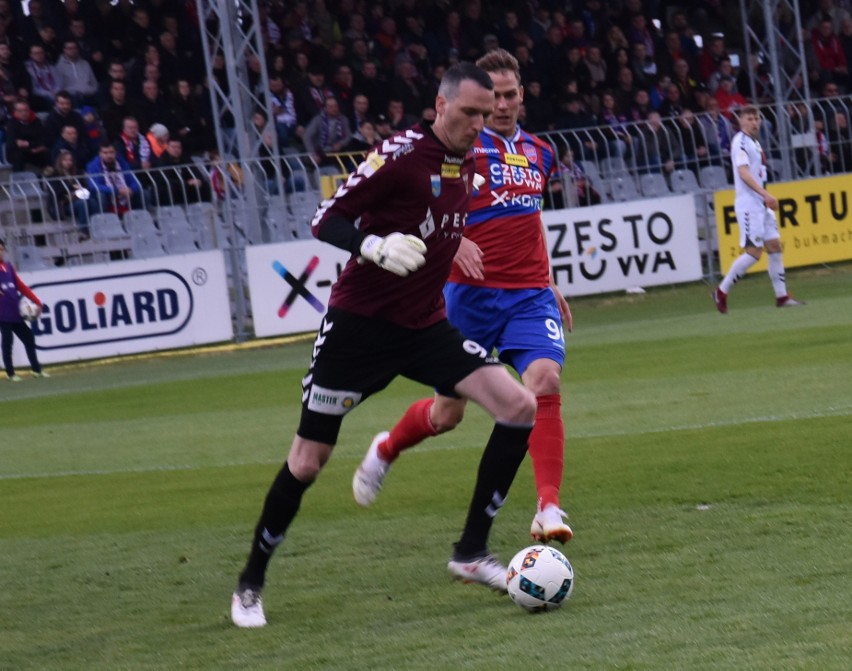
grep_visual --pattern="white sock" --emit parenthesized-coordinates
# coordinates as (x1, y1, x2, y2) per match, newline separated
(720, 253, 758, 294)
(767, 252, 788, 298)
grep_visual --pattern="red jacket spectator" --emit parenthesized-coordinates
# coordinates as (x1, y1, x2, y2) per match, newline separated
(812, 19, 848, 73)
(714, 77, 748, 119)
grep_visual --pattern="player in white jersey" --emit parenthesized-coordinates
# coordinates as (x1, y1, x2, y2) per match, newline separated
(712, 105, 804, 313)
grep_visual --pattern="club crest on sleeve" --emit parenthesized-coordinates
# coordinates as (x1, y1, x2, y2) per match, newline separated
(430, 174, 441, 197)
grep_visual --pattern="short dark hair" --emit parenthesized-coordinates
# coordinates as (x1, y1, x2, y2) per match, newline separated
(438, 62, 494, 99)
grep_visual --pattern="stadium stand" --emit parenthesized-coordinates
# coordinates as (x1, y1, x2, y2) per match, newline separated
(0, 0, 849, 289)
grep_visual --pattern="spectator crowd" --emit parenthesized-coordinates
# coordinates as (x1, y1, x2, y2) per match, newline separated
(1, 0, 851, 212)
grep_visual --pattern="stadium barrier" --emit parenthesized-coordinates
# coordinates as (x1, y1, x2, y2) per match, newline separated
(714, 173, 852, 274)
(3, 96, 851, 348)
(10, 250, 232, 366)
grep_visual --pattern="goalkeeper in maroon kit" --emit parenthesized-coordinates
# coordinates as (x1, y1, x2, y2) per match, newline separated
(231, 63, 537, 628)
(354, 49, 574, 545)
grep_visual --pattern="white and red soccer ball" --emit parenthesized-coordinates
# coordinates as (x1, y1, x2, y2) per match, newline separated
(19, 297, 39, 320)
(507, 545, 575, 612)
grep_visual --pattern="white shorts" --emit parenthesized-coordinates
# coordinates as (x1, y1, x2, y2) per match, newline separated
(735, 206, 780, 249)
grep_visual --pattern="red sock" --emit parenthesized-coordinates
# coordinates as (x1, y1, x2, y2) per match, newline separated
(528, 394, 564, 510)
(378, 398, 438, 462)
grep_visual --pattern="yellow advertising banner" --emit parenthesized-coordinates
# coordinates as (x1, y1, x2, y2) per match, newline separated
(714, 174, 852, 274)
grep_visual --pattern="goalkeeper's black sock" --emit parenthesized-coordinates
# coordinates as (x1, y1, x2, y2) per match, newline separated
(453, 423, 531, 558)
(238, 462, 312, 589)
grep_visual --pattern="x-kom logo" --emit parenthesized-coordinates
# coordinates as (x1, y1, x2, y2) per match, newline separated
(272, 257, 326, 318)
(491, 191, 509, 207)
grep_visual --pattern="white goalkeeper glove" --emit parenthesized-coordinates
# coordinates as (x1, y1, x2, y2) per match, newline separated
(359, 232, 427, 277)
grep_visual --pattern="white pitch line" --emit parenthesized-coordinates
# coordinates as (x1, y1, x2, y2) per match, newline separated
(2, 405, 850, 481)
(554, 404, 852, 440)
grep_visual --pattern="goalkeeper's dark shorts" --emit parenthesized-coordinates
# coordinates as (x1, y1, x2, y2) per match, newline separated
(297, 307, 500, 445)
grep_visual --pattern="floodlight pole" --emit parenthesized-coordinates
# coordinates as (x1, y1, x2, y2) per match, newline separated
(196, 0, 282, 340)
(739, 0, 818, 180)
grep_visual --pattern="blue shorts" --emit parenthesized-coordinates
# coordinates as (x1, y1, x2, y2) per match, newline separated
(443, 283, 565, 376)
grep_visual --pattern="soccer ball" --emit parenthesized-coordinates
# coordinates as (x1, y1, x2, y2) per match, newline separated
(507, 545, 574, 612)
(19, 297, 39, 321)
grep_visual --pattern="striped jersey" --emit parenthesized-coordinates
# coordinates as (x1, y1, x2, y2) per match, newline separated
(447, 125, 556, 288)
(731, 130, 768, 210)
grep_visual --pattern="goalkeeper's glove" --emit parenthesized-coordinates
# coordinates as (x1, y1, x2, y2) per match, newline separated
(359, 232, 427, 277)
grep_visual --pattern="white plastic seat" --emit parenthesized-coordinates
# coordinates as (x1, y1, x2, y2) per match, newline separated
(287, 191, 320, 238)
(766, 158, 784, 181)
(608, 176, 641, 202)
(670, 169, 701, 194)
(131, 232, 166, 258)
(155, 205, 190, 226)
(600, 156, 629, 178)
(264, 199, 297, 242)
(165, 227, 199, 254)
(185, 202, 220, 248)
(185, 202, 215, 229)
(230, 200, 263, 245)
(123, 209, 159, 235)
(639, 173, 672, 198)
(90, 213, 127, 239)
(577, 160, 600, 185)
(699, 165, 730, 190)
(9, 171, 45, 198)
(16, 245, 54, 271)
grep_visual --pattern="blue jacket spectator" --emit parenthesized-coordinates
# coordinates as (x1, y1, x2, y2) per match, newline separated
(86, 141, 142, 216)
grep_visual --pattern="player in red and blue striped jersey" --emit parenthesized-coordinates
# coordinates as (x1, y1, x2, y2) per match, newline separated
(355, 49, 575, 545)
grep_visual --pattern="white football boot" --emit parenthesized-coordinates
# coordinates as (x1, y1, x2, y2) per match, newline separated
(447, 554, 508, 593)
(530, 505, 573, 544)
(352, 431, 391, 507)
(231, 586, 267, 628)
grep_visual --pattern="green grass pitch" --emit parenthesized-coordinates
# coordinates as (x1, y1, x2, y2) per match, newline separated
(1, 264, 851, 670)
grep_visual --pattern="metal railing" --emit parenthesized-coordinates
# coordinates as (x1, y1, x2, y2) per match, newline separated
(2, 95, 850, 339)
